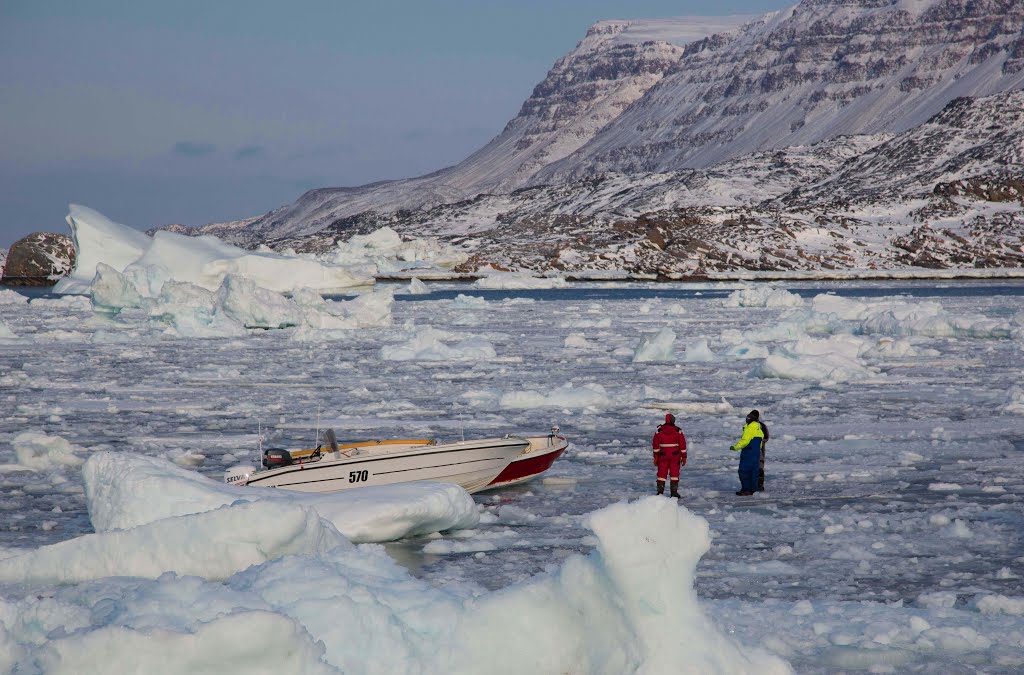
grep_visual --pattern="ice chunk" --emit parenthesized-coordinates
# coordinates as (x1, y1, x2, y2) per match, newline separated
(633, 327, 676, 362)
(917, 591, 958, 609)
(83, 452, 479, 543)
(406, 277, 430, 294)
(450, 498, 791, 674)
(753, 335, 874, 382)
(0, 320, 15, 339)
(974, 594, 1024, 615)
(90, 263, 145, 312)
(12, 432, 85, 471)
(726, 285, 804, 308)
(0, 501, 347, 583)
(682, 338, 716, 362)
(216, 275, 304, 329)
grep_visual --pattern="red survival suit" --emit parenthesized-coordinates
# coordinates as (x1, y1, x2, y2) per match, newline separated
(653, 413, 687, 496)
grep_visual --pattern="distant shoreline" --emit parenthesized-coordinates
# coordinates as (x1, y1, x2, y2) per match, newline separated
(4, 267, 1024, 292)
(378, 267, 1024, 283)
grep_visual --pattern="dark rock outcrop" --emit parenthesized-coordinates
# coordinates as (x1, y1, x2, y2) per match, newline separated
(1, 233, 77, 286)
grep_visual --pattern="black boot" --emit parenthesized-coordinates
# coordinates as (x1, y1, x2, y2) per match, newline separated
(670, 480, 680, 498)
(656, 481, 664, 495)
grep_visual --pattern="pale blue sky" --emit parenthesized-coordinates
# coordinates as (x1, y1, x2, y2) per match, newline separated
(0, 0, 782, 246)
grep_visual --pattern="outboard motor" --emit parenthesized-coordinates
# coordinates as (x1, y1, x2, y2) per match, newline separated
(224, 464, 255, 486)
(262, 448, 293, 469)
(323, 428, 340, 454)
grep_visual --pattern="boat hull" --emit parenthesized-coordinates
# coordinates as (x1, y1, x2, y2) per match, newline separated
(483, 435, 568, 490)
(244, 437, 528, 494)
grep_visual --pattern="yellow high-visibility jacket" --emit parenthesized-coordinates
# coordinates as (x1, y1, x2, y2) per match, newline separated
(730, 421, 765, 451)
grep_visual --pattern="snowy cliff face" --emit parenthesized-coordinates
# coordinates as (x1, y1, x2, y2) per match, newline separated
(536, 0, 1024, 181)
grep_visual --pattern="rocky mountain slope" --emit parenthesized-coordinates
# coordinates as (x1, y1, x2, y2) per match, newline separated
(182, 0, 1023, 276)
(272, 91, 1023, 277)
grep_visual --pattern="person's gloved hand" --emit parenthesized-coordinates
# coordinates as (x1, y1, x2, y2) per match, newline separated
(652, 455, 658, 466)
(730, 445, 739, 451)
(681, 452, 687, 466)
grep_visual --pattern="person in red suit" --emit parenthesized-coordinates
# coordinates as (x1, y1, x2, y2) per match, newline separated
(652, 413, 687, 497)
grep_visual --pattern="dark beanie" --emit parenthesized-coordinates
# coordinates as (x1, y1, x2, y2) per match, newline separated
(665, 413, 675, 424)
(747, 410, 760, 421)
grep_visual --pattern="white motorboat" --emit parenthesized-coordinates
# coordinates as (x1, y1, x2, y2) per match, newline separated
(224, 430, 530, 495)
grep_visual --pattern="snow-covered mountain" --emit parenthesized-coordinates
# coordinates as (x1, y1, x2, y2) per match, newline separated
(268, 90, 1023, 277)
(536, 0, 1024, 182)
(188, 0, 1024, 274)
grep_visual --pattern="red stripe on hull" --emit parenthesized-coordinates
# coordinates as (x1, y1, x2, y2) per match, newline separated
(486, 445, 566, 488)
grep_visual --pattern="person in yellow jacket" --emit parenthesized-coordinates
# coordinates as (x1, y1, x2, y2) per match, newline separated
(730, 410, 765, 496)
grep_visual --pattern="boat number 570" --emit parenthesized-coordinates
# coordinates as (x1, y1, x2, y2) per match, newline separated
(349, 470, 369, 483)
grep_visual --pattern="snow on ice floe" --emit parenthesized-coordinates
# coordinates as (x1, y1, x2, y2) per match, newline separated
(0, 498, 790, 674)
(82, 452, 479, 543)
(55, 205, 373, 295)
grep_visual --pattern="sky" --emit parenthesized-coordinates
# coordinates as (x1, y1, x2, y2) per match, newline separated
(0, 0, 783, 247)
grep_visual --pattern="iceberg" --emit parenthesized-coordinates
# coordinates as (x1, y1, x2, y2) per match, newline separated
(54, 204, 374, 296)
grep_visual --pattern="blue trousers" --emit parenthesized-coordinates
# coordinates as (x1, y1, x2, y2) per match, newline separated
(738, 440, 761, 493)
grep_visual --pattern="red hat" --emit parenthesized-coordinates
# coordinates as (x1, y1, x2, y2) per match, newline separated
(665, 413, 675, 424)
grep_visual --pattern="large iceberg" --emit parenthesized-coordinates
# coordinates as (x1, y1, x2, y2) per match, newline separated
(54, 205, 374, 295)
